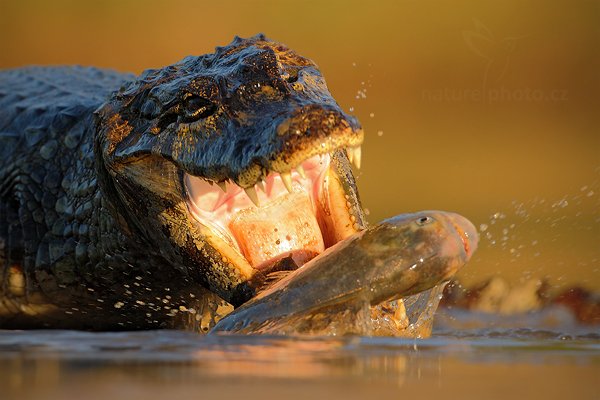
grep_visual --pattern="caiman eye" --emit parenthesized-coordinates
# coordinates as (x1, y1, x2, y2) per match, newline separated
(181, 94, 216, 122)
(249, 82, 276, 95)
(416, 216, 434, 226)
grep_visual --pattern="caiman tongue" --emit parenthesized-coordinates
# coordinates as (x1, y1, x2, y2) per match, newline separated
(228, 190, 324, 270)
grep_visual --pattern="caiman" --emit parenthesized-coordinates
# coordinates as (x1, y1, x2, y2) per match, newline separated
(0, 35, 478, 335)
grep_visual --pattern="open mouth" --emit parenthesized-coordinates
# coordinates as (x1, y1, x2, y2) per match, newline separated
(184, 148, 363, 272)
(447, 213, 479, 261)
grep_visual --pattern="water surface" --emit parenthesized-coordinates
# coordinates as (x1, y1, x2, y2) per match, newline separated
(2, 312, 598, 400)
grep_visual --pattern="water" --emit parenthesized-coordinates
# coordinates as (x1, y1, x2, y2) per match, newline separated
(2, 312, 598, 400)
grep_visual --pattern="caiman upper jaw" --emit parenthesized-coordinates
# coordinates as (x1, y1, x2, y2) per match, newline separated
(99, 101, 364, 191)
(254, 104, 364, 184)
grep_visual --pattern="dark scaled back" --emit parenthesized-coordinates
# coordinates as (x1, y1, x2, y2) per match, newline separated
(0, 66, 132, 162)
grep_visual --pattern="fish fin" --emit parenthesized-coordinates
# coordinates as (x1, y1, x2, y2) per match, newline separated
(250, 256, 298, 294)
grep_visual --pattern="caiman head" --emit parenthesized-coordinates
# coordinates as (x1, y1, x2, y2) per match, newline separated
(95, 34, 366, 306)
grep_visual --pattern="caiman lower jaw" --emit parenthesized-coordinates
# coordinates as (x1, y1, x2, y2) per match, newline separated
(184, 151, 363, 273)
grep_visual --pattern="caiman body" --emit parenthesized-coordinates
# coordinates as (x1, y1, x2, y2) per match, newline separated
(0, 35, 477, 333)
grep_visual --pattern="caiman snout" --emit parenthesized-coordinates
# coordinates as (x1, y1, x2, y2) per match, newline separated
(277, 103, 362, 137)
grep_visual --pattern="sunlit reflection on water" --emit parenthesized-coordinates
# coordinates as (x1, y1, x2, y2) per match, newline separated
(1, 317, 598, 400)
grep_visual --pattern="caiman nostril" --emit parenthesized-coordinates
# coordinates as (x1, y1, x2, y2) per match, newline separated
(286, 73, 298, 83)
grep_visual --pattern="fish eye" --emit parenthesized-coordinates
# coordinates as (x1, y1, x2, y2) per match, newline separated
(416, 216, 434, 226)
(181, 94, 216, 122)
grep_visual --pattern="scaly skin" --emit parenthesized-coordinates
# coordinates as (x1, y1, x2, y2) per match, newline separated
(0, 66, 204, 329)
(0, 35, 366, 330)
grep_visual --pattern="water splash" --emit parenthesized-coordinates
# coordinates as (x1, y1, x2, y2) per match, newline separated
(474, 179, 599, 272)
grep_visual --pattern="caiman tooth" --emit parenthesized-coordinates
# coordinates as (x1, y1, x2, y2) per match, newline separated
(352, 146, 362, 169)
(217, 181, 227, 192)
(281, 172, 293, 193)
(244, 186, 260, 207)
(347, 147, 355, 164)
(256, 180, 265, 192)
(296, 165, 306, 179)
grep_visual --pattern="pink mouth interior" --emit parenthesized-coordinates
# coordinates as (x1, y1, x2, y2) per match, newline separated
(229, 191, 324, 269)
(185, 155, 331, 270)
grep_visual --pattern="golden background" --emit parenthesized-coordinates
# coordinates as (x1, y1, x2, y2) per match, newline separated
(1, 0, 598, 291)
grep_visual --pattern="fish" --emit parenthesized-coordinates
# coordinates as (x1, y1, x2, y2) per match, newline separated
(212, 211, 478, 336)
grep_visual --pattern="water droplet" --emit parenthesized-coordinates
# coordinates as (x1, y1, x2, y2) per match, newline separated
(491, 212, 506, 220)
(552, 198, 568, 208)
(377, 130, 384, 136)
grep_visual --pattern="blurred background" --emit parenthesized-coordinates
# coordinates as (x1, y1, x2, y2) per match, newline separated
(1, 0, 598, 292)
